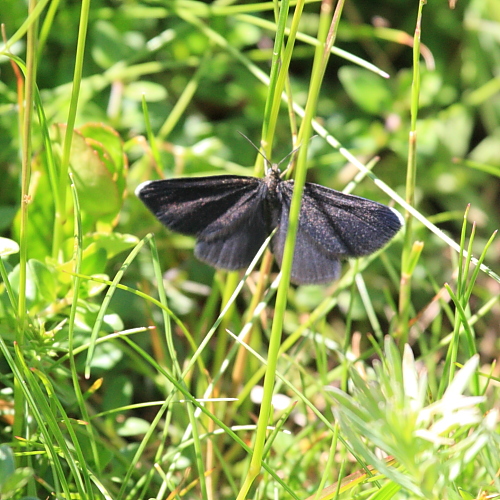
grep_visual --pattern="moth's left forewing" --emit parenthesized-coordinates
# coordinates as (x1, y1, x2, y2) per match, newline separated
(135, 176, 263, 237)
(194, 180, 272, 270)
(136, 176, 274, 271)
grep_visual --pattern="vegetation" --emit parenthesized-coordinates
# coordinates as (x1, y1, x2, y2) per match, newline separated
(0, 0, 499, 499)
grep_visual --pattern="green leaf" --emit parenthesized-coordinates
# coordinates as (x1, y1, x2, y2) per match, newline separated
(117, 417, 152, 437)
(0, 444, 15, 486)
(79, 123, 128, 192)
(83, 339, 124, 372)
(0, 237, 19, 257)
(103, 374, 133, 412)
(9, 259, 57, 311)
(338, 66, 392, 115)
(91, 20, 140, 69)
(81, 232, 139, 260)
(437, 104, 474, 157)
(0, 469, 33, 498)
(12, 154, 58, 261)
(68, 133, 120, 216)
(53, 124, 127, 229)
(469, 132, 500, 166)
(124, 81, 168, 102)
(28, 259, 57, 305)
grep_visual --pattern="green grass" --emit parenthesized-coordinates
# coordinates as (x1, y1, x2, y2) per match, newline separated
(1, 0, 500, 499)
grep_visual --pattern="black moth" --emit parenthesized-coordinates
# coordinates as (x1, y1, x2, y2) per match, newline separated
(136, 164, 403, 285)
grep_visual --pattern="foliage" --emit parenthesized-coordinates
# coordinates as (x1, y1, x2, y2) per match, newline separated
(0, 0, 499, 499)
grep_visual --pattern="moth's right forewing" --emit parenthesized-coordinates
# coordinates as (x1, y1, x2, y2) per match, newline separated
(136, 176, 262, 236)
(278, 181, 402, 258)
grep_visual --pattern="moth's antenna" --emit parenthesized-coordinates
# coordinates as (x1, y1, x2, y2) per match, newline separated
(276, 144, 301, 170)
(278, 135, 317, 176)
(238, 131, 301, 176)
(238, 131, 273, 171)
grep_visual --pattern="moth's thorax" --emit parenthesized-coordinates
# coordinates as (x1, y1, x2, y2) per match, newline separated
(262, 165, 282, 230)
(263, 164, 281, 195)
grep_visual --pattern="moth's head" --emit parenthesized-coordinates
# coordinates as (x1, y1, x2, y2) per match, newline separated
(268, 162, 282, 178)
(265, 158, 294, 179)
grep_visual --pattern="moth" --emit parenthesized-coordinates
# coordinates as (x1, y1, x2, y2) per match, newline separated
(136, 159, 403, 285)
